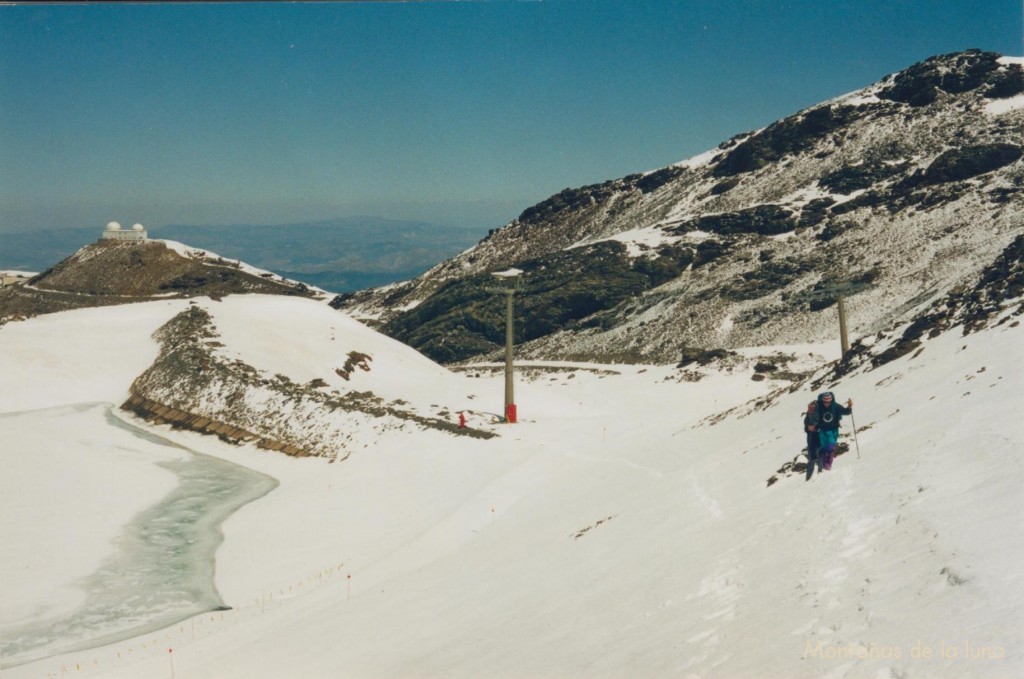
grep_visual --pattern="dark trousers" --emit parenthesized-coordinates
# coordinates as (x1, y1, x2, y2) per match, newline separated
(806, 432, 822, 480)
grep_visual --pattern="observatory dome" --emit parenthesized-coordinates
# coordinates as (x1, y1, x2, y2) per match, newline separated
(105, 221, 122, 231)
(131, 223, 145, 231)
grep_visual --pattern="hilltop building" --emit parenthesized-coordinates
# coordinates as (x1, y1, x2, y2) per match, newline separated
(101, 221, 148, 241)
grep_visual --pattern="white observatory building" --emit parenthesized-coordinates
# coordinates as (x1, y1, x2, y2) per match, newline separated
(101, 221, 148, 241)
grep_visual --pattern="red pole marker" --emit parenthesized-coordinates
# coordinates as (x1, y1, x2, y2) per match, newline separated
(168, 648, 175, 679)
(347, 574, 352, 600)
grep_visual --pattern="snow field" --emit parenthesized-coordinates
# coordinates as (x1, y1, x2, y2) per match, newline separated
(0, 300, 189, 412)
(196, 295, 457, 406)
(2, 295, 1022, 678)
(0, 300, 193, 638)
(0, 405, 184, 629)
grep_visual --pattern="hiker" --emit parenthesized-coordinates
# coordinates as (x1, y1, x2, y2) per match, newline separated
(812, 391, 853, 470)
(804, 401, 822, 480)
(458, 412, 467, 429)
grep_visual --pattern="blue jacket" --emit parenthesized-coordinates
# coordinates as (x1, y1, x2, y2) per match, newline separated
(812, 392, 852, 431)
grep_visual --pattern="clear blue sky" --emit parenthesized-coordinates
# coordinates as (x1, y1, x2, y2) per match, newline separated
(1, 1, 1021, 234)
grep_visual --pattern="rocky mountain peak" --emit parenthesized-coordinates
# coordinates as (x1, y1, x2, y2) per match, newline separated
(878, 49, 1021, 106)
(335, 50, 1024, 365)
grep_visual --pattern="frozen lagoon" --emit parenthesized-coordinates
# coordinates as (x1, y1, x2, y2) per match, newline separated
(0, 403, 276, 668)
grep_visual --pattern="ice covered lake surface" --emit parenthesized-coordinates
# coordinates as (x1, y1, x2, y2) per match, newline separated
(0, 403, 277, 668)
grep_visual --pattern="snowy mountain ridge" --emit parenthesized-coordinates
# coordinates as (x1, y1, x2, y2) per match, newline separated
(336, 50, 1024, 365)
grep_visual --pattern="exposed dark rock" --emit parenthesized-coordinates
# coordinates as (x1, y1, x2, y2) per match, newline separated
(988, 187, 1020, 204)
(332, 50, 1024, 366)
(128, 307, 497, 459)
(914, 144, 1023, 186)
(879, 50, 1002, 107)
(960, 233, 1024, 331)
(677, 347, 737, 368)
(516, 181, 619, 227)
(819, 161, 911, 194)
(713, 105, 861, 177)
(720, 256, 816, 301)
(512, 169, 685, 230)
(710, 177, 741, 195)
(336, 351, 373, 381)
(4, 241, 313, 325)
(808, 296, 836, 312)
(670, 204, 798, 237)
(631, 245, 695, 284)
(817, 219, 861, 242)
(635, 166, 687, 193)
(328, 292, 356, 309)
(828, 191, 888, 216)
(798, 197, 837, 229)
(692, 239, 732, 268)
(159, 271, 241, 291)
(798, 267, 879, 313)
(985, 63, 1024, 99)
(32, 241, 311, 299)
(871, 318, 933, 367)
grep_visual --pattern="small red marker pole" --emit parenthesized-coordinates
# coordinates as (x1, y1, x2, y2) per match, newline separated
(347, 574, 352, 601)
(168, 648, 175, 679)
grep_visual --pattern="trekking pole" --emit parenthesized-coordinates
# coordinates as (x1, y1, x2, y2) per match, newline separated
(850, 410, 862, 459)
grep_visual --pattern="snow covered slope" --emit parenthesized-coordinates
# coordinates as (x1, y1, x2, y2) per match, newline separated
(124, 295, 497, 460)
(3, 257, 1022, 678)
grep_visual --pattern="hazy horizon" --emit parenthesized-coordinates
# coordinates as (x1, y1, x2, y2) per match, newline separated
(2, 0, 1022, 235)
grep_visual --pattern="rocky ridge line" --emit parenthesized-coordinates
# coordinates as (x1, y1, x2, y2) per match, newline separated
(127, 305, 494, 461)
(335, 50, 1024, 366)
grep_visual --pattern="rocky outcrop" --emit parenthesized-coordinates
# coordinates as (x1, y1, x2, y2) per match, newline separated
(128, 305, 495, 461)
(878, 49, 1002, 106)
(122, 393, 316, 457)
(915, 144, 1023, 186)
(712, 105, 864, 177)
(667, 204, 799, 236)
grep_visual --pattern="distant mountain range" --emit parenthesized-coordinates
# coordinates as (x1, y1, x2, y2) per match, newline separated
(0, 217, 485, 293)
